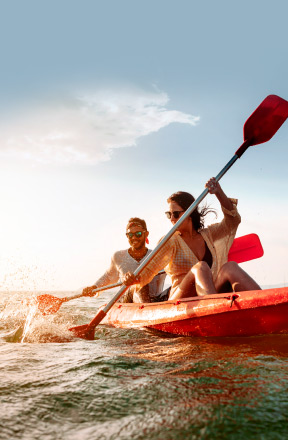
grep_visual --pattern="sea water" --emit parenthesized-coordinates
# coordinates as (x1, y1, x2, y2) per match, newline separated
(1, 290, 288, 440)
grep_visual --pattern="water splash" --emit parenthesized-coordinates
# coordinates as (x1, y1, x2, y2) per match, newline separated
(20, 297, 38, 343)
(0, 291, 76, 343)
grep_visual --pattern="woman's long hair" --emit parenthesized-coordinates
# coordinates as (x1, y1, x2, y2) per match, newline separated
(167, 191, 216, 230)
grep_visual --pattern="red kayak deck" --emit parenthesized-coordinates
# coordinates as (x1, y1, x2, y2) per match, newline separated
(102, 287, 288, 337)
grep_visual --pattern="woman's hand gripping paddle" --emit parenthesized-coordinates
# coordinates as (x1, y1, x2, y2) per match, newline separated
(69, 94, 288, 340)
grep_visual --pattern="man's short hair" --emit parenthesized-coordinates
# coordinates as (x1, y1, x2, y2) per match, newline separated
(126, 217, 147, 231)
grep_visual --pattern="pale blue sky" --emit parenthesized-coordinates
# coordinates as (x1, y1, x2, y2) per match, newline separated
(0, 0, 287, 290)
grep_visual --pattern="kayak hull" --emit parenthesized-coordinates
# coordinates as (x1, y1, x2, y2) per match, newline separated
(102, 287, 288, 337)
(149, 303, 288, 337)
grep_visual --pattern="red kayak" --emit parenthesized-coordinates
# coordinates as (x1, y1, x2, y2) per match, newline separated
(67, 96, 288, 341)
(102, 287, 288, 337)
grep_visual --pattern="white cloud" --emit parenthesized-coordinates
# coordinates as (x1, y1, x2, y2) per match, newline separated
(0, 88, 200, 165)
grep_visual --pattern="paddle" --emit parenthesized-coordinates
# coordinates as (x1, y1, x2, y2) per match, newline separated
(69, 94, 288, 340)
(36, 282, 123, 315)
(227, 233, 263, 264)
(36, 270, 165, 315)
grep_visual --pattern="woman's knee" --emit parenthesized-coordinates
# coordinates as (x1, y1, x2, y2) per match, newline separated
(219, 261, 239, 277)
(192, 261, 211, 276)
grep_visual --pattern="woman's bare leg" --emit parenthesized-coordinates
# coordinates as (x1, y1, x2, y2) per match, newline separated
(168, 269, 197, 300)
(169, 261, 216, 300)
(215, 261, 261, 293)
(191, 261, 217, 296)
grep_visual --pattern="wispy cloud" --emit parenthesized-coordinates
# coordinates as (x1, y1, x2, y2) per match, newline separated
(0, 88, 199, 165)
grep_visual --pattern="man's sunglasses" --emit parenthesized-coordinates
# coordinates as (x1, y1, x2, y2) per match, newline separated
(126, 231, 145, 238)
(165, 210, 185, 219)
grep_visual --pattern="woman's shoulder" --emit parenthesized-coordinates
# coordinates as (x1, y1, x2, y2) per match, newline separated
(158, 232, 181, 247)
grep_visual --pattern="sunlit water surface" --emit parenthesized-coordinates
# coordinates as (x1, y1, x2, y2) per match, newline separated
(1, 290, 288, 440)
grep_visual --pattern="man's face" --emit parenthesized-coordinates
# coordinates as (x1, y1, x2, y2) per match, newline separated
(126, 225, 148, 250)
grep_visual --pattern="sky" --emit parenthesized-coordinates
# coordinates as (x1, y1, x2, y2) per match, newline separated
(0, 0, 287, 291)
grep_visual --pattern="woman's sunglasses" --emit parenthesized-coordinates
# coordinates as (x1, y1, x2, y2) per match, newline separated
(126, 231, 145, 238)
(165, 210, 185, 219)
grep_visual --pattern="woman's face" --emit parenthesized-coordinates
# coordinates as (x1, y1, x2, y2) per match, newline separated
(166, 201, 190, 231)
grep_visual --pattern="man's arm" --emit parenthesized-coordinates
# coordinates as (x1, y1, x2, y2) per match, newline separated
(82, 254, 119, 297)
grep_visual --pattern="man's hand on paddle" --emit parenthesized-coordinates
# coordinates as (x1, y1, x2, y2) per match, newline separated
(82, 285, 97, 297)
(122, 272, 140, 286)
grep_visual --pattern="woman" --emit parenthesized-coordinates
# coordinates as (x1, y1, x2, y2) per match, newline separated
(123, 178, 261, 300)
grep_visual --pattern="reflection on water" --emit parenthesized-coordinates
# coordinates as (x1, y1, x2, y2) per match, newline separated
(1, 290, 288, 440)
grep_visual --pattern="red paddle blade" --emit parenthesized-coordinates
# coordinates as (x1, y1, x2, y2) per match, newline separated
(228, 233, 264, 264)
(244, 95, 288, 146)
(69, 324, 95, 340)
(36, 294, 64, 315)
(69, 309, 106, 339)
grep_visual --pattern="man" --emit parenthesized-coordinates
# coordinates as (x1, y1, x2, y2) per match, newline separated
(82, 217, 166, 303)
